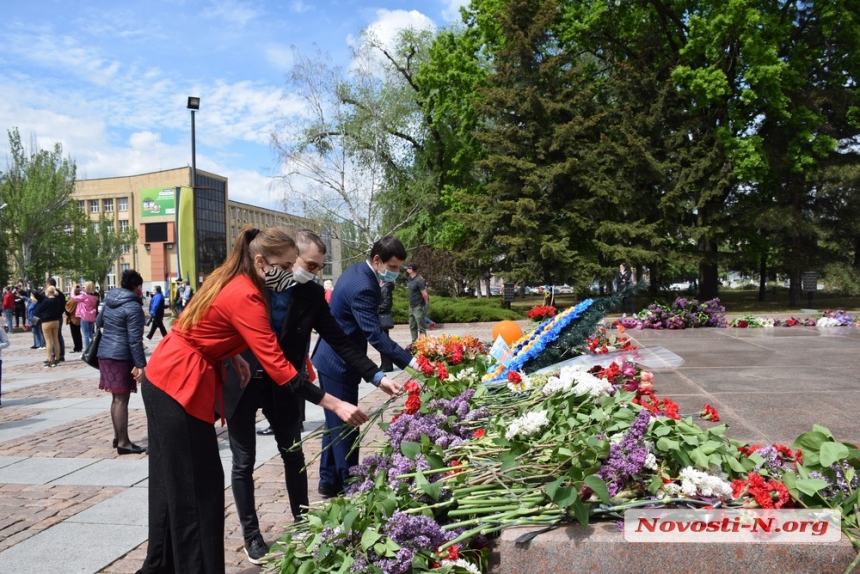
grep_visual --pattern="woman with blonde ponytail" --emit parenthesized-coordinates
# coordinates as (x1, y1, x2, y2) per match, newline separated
(137, 226, 368, 574)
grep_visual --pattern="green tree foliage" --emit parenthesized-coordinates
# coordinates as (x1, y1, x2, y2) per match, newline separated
(0, 128, 79, 283)
(0, 128, 138, 287)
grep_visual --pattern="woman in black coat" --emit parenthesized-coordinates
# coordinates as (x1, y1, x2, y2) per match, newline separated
(97, 270, 147, 455)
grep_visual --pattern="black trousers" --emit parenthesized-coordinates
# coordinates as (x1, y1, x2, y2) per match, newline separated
(69, 322, 83, 352)
(140, 377, 225, 574)
(147, 317, 168, 338)
(228, 375, 306, 539)
(379, 329, 394, 372)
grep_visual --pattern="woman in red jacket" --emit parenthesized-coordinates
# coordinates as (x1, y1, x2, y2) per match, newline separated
(137, 226, 368, 574)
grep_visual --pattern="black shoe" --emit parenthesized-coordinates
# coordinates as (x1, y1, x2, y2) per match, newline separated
(112, 438, 118, 449)
(318, 485, 340, 499)
(117, 444, 146, 455)
(72, 348, 82, 353)
(30, 346, 38, 349)
(58, 357, 65, 362)
(244, 534, 270, 565)
(256, 426, 274, 436)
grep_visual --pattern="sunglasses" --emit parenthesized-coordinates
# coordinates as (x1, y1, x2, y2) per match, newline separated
(298, 255, 323, 272)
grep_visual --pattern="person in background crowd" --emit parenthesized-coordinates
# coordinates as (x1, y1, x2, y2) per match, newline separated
(137, 227, 368, 574)
(404, 263, 429, 342)
(0, 324, 10, 406)
(173, 280, 186, 315)
(14, 282, 27, 329)
(34, 286, 63, 368)
(378, 279, 395, 372)
(65, 286, 83, 353)
(614, 262, 635, 317)
(181, 280, 192, 311)
(97, 269, 147, 456)
(2, 286, 15, 333)
(323, 279, 333, 304)
(35, 278, 66, 362)
(146, 285, 167, 340)
(72, 281, 99, 351)
(224, 229, 400, 564)
(28, 291, 44, 349)
(313, 236, 416, 497)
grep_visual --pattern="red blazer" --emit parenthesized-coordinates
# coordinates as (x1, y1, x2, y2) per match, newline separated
(146, 274, 299, 422)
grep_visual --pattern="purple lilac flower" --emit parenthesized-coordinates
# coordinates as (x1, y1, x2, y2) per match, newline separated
(753, 446, 789, 476)
(832, 461, 859, 496)
(384, 511, 453, 551)
(597, 409, 651, 496)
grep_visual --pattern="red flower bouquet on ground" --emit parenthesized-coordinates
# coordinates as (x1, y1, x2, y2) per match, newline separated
(527, 305, 557, 322)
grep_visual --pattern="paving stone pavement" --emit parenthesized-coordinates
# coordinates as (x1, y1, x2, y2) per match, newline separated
(1, 314, 859, 573)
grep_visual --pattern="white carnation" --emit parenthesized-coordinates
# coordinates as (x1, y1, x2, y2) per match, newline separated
(450, 367, 478, 382)
(643, 452, 658, 471)
(675, 467, 733, 500)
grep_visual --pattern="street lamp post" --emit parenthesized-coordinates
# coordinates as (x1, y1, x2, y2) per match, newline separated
(187, 97, 200, 189)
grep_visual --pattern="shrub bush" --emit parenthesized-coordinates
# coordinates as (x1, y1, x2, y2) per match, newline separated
(389, 289, 524, 324)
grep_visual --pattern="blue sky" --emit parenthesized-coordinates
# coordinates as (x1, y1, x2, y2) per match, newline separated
(0, 0, 467, 209)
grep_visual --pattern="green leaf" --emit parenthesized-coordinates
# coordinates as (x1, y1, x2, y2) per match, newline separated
(342, 508, 359, 533)
(651, 425, 671, 437)
(656, 437, 680, 452)
(298, 560, 316, 574)
(812, 424, 835, 440)
(795, 478, 830, 497)
(361, 529, 382, 551)
(425, 453, 445, 470)
(415, 470, 443, 502)
(690, 448, 710, 469)
(819, 442, 849, 467)
(571, 498, 590, 526)
(545, 476, 563, 500)
(725, 455, 746, 474)
(583, 475, 610, 505)
(400, 441, 422, 460)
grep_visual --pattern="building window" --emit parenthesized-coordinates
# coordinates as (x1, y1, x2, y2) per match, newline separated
(120, 263, 130, 272)
(78, 200, 85, 212)
(119, 219, 129, 232)
(89, 200, 99, 213)
(118, 197, 128, 211)
(122, 244, 130, 255)
(321, 227, 333, 275)
(106, 221, 114, 233)
(107, 272, 116, 289)
(104, 198, 114, 213)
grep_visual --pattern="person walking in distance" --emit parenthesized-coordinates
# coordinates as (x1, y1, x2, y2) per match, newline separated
(146, 285, 167, 340)
(404, 263, 429, 342)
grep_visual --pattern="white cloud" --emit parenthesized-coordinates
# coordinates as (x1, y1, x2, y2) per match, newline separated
(441, 0, 471, 23)
(356, 9, 436, 52)
(290, 0, 312, 14)
(206, 0, 260, 26)
(265, 44, 295, 72)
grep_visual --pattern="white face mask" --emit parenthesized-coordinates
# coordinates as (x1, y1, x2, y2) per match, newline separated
(293, 266, 317, 285)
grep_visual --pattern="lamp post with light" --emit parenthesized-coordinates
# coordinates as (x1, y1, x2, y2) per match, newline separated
(187, 97, 200, 190)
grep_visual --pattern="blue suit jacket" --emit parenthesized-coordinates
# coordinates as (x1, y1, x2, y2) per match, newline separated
(313, 261, 413, 385)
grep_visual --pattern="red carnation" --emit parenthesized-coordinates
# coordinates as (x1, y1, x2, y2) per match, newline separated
(435, 362, 450, 381)
(507, 371, 522, 383)
(405, 394, 421, 414)
(473, 428, 486, 439)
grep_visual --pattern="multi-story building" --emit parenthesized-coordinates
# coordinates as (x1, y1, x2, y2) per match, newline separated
(72, 167, 341, 297)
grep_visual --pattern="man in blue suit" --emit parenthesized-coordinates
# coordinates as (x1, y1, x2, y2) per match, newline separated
(313, 236, 417, 496)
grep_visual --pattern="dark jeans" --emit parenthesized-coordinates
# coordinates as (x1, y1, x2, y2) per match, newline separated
(621, 295, 635, 315)
(14, 305, 25, 327)
(69, 322, 83, 352)
(318, 371, 359, 492)
(147, 317, 167, 339)
(228, 375, 307, 540)
(140, 377, 225, 574)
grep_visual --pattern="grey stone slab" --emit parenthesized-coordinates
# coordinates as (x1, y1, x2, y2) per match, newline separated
(0, 407, 112, 444)
(67, 486, 148, 526)
(679, 366, 860, 393)
(50, 458, 149, 487)
(0, 457, 96, 485)
(0, 455, 26, 469)
(8, 397, 103, 410)
(723, 396, 860, 445)
(0, 522, 147, 574)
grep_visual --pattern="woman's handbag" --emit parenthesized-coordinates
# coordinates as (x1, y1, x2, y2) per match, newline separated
(379, 312, 395, 330)
(82, 327, 102, 369)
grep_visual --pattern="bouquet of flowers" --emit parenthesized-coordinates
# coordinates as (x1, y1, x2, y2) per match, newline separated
(527, 305, 557, 322)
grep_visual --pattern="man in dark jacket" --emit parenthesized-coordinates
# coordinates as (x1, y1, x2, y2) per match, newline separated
(222, 229, 402, 565)
(146, 285, 167, 339)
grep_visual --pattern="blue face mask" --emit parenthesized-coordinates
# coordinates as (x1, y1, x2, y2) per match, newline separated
(377, 268, 399, 283)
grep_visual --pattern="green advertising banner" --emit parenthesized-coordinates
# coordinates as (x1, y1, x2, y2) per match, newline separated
(140, 187, 177, 217)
